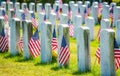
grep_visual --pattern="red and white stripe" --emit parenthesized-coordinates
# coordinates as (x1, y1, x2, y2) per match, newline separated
(31, 18, 38, 28)
(0, 36, 8, 52)
(59, 45, 70, 65)
(52, 37, 58, 51)
(28, 38, 40, 57)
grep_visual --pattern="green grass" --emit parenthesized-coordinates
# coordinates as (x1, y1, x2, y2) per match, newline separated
(0, 25, 120, 76)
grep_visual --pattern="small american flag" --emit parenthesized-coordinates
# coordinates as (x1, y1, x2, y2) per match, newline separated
(52, 28, 58, 51)
(59, 36, 70, 66)
(2, 10, 8, 22)
(95, 39, 120, 70)
(31, 13, 38, 28)
(68, 19, 73, 37)
(0, 27, 9, 52)
(98, 2, 102, 16)
(23, 5, 28, 14)
(28, 30, 40, 57)
(21, 13, 26, 21)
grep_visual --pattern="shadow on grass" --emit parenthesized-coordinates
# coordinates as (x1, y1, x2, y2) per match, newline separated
(15, 57, 33, 62)
(51, 66, 61, 71)
(34, 57, 57, 66)
(4, 53, 22, 59)
(51, 65, 70, 71)
(72, 70, 91, 75)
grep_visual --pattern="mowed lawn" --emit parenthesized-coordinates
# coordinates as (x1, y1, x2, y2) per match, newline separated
(0, 25, 120, 76)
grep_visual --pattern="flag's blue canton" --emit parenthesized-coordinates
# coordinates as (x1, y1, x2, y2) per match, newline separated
(84, 8, 87, 13)
(44, 15, 46, 20)
(78, 8, 80, 13)
(42, 5, 44, 10)
(2, 10, 5, 16)
(61, 36, 67, 48)
(21, 13, 25, 20)
(53, 28, 56, 38)
(24, 5, 27, 9)
(87, 4, 90, 8)
(114, 38, 119, 48)
(31, 13, 35, 19)
(32, 30, 39, 40)
(68, 19, 71, 25)
(1, 27, 5, 37)
(56, 6, 59, 13)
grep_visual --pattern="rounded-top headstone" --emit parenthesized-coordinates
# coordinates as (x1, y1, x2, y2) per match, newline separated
(37, 3, 42, 13)
(60, 14, 68, 24)
(62, 3, 68, 14)
(101, 19, 110, 29)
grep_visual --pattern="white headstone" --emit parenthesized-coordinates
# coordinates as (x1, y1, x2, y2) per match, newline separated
(77, 26, 90, 72)
(62, 4, 68, 14)
(10, 18, 20, 56)
(29, 2, 35, 12)
(15, 2, 20, 17)
(73, 15, 82, 38)
(81, 5, 86, 23)
(102, 5, 109, 19)
(45, 3, 51, 19)
(116, 20, 120, 46)
(102, 2, 108, 5)
(49, 13, 56, 32)
(58, 24, 70, 67)
(8, 2, 13, 10)
(85, 17, 95, 40)
(100, 29, 115, 76)
(37, 3, 42, 13)
(22, 20, 33, 59)
(40, 21, 52, 63)
(69, 1, 75, 10)
(1, 2, 6, 11)
(60, 14, 68, 24)
(28, 11, 33, 20)
(8, 9, 14, 22)
(38, 12, 45, 32)
(72, 4, 78, 22)
(85, 1, 90, 7)
(91, 5, 98, 24)
(101, 19, 110, 29)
